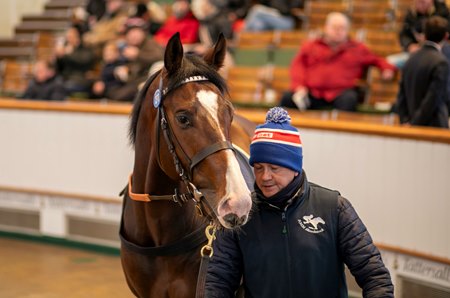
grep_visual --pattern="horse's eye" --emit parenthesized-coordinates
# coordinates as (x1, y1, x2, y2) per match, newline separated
(176, 114, 191, 128)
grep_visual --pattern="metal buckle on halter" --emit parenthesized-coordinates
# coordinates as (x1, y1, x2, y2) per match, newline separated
(187, 182, 206, 216)
(188, 182, 204, 203)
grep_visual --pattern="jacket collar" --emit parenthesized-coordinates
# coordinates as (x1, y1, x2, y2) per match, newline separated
(255, 171, 310, 211)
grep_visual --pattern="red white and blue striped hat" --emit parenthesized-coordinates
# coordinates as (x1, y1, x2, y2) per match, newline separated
(249, 107, 303, 173)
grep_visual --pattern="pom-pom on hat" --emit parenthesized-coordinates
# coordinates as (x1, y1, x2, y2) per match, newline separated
(249, 107, 303, 173)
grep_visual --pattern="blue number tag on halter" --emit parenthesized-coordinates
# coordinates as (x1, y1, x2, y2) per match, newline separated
(153, 89, 161, 108)
(153, 77, 163, 108)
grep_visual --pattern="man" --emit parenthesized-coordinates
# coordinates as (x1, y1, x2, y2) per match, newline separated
(55, 26, 96, 97)
(396, 16, 450, 128)
(280, 12, 396, 111)
(388, 0, 450, 68)
(21, 60, 67, 101)
(205, 107, 394, 297)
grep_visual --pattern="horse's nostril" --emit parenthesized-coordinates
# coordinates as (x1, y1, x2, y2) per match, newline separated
(223, 213, 247, 227)
(223, 213, 239, 227)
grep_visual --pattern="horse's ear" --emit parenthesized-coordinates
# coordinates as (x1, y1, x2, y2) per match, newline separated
(164, 33, 184, 75)
(204, 33, 227, 70)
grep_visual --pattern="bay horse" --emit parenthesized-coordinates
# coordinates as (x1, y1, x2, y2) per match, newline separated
(120, 33, 255, 298)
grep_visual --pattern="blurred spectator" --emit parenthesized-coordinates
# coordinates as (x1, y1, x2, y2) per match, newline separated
(243, 0, 302, 31)
(55, 26, 96, 97)
(388, 0, 450, 68)
(192, 0, 231, 43)
(226, 0, 252, 33)
(108, 23, 164, 101)
(190, 0, 243, 76)
(279, 12, 396, 112)
(21, 60, 67, 101)
(91, 41, 126, 99)
(154, 0, 200, 46)
(86, 0, 107, 25)
(83, 0, 128, 52)
(396, 16, 449, 128)
(130, 1, 167, 35)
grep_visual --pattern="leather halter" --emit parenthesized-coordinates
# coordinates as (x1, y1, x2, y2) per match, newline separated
(128, 74, 234, 220)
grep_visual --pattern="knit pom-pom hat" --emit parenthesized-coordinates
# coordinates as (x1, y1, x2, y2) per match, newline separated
(249, 107, 303, 173)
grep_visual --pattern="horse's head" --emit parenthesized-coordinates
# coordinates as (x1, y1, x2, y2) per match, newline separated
(130, 33, 252, 229)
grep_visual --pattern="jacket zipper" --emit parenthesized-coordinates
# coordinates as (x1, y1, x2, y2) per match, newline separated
(281, 210, 293, 298)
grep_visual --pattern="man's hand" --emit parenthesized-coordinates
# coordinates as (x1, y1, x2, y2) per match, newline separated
(407, 43, 421, 53)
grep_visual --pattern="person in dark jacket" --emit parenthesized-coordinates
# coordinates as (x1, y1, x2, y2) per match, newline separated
(205, 107, 394, 298)
(21, 60, 67, 101)
(91, 41, 126, 99)
(107, 22, 164, 101)
(396, 16, 449, 128)
(55, 26, 96, 97)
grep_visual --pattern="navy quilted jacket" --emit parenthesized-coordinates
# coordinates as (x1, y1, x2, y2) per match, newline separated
(205, 177, 394, 298)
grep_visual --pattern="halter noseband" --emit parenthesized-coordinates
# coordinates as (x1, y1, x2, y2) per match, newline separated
(128, 74, 234, 221)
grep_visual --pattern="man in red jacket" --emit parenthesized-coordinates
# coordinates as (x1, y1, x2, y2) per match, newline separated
(280, 12, 396, 111)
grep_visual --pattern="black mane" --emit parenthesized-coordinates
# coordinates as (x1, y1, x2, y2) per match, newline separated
(129, 53, 229, 146)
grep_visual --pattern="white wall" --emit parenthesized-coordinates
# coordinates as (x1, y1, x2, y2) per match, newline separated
(0, 107, 449, 260)
(0, 109, 134, 198)
(0, 0, 47, 37)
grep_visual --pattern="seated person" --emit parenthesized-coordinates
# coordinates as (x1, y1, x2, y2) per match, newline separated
(243, 0, 302, 32)
(21, 60, 67, 101)
(107, 22, 164, 101)
(388, 0, 450, 68)
(280, 12, 396, 112)
(55, 26, 96, 97)
(83, 0, 128, 52)
(154, 0, 199, 46)
(131, 1, 167, 35)
(91, 41, 126, 99)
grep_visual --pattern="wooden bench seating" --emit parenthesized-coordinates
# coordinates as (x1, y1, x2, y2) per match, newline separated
(22, 9, 72, 22)
(15, 20, 70, 34)
(0, 60, 34, 96)
(226, 66, 290, 106)
(362, 29, 402, 57)
(363, 66, 401, 110)
(44, 0, 88, 10)
(0, 47, 36, 60)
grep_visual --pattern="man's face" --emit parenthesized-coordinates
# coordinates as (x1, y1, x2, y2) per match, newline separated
(324, 17, 349, 45)
(126, 28, 145, 46)
(34, 62, 52, 83)
(415, 0, 433, 14)
(254, 163, 298, 198)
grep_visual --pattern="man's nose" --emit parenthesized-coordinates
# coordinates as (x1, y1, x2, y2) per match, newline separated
(262, 169, 272, 180)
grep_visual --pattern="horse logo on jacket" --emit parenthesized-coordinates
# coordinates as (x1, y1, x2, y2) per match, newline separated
(298, 214, 325, 233)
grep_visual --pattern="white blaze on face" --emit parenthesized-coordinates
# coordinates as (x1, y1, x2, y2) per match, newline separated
(196, 90, 252, 224)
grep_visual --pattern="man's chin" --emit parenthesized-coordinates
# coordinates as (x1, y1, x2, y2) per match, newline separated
(261, 186, 277, 198)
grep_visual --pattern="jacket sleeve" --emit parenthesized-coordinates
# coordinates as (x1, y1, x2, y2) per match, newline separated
(205, 229, 243, 298)
(289, 43, 309, 91)
(337, 196, 394, 298)
(396, 76, 410, 123)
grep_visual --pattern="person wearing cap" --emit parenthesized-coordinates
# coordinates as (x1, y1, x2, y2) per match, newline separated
(205, 107, 394, 297)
